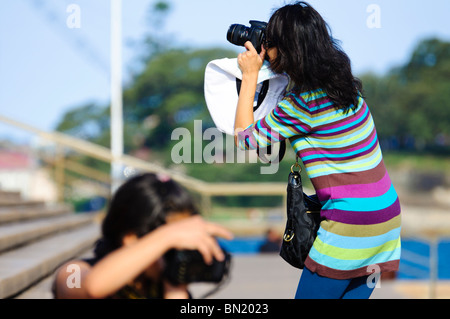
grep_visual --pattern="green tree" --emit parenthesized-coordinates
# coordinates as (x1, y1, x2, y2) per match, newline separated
(55, 102, 110, 146)
(55, 0, 450, 189)
(360, 38, 450, 152)
(123, 48, 236, 153)
(55, 0, 238, 169)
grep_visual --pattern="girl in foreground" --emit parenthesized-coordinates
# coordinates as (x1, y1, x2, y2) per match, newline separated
(53, 173, 233, 299)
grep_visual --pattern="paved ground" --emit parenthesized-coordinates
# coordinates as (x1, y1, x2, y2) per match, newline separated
(17, 201, 450, 300)
(190, 254, 408, 299)
(19, 253, 450, 299)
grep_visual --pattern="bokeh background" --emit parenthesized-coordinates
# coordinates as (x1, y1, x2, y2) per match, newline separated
(0, 0, 449, 299)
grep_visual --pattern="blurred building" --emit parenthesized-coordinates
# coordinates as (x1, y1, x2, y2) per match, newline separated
(0, 143, 57, 202)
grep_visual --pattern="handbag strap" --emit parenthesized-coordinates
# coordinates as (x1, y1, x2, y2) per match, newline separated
(291, 156, 323, 211)
(284, 157, 304, 242)
(291, 155, 301, 174)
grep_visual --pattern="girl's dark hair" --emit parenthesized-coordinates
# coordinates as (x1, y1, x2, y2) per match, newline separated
(266, 1, 362, 111)
(94, 173, 199, 258)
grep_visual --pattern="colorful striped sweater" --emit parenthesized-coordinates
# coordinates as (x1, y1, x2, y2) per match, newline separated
(237, 88, 401, 279)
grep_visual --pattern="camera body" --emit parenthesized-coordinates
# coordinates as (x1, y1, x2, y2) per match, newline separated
(163, 249, 231, 285)
(227, 20, 267, 53)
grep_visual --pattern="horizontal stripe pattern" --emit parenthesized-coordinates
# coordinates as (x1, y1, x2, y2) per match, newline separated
(237, 87, 401, 279)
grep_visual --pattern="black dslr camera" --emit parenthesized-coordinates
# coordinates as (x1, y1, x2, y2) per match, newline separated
(227, 20, 267, 53)
(163, 249, 231, 285)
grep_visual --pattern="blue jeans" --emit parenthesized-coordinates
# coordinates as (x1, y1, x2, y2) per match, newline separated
(295, 267, 377, 299)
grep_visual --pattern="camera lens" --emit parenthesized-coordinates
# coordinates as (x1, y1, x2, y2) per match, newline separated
(227, 24, 250, 47)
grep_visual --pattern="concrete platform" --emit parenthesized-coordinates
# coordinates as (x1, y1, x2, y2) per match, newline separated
(190, 254, 408, 299)
(1, 223, 100, 298)
(16, 252, 450, 299)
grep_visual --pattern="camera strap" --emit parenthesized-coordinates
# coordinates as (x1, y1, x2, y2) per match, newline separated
(236, 78, 286, 164)
(235, 79, 270, 112)
(197, 270, 232, 299)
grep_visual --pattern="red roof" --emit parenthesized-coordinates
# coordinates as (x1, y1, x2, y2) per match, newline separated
(0, 152, 32, 169)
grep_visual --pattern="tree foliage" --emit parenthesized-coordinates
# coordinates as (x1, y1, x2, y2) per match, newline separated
(123, 48, 236, 152)
(55, 1, 450, 191)
(361, 38, 450, 153)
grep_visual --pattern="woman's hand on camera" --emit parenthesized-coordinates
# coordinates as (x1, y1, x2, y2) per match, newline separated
(164, 215, 233, 265)
(237, 41, 266, 77)
(234, 41, 266, 133)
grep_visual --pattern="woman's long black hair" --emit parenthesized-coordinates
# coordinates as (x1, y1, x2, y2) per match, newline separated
(266, 1, 362, 111)
(94, 173, 199, 258)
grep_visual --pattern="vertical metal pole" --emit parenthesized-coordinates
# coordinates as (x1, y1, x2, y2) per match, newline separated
(110, 0, 123, 194)
(202, 194, 212, 218)
(55, 145, 65, 202)
(429, 237, 438, 299)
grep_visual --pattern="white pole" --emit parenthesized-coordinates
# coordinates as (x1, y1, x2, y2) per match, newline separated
(110, 0, 123, 194)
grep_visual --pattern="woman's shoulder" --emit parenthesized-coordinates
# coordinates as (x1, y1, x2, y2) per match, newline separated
(287, 87, 366, 114)
(55, 258, 94, 275)
(284, 87, 331, 113)
(52, 258, 94, 298)
(287, 87, 326, 102)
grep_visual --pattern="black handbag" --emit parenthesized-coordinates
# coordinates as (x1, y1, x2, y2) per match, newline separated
(280, 158, 323, 269)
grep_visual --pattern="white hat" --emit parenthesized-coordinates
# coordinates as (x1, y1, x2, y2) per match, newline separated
(204, 58, 289, 136)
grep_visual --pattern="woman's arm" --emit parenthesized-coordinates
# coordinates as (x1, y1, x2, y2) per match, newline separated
(234, 41, 266, 144)
(54, 216, 233, 299)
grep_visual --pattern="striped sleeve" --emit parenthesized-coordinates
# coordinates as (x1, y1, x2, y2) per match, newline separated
(237, 92, 314, 150)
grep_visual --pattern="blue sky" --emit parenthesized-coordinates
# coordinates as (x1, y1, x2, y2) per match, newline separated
(1, 0, 450, 143)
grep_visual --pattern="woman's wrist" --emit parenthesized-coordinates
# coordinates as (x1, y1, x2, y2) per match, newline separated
(242, 71, 258, 83)
(235, 72, 258, 129)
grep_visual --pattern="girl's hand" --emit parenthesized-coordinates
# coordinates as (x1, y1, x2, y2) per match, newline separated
(237, 41, 266, 77)
(164, 215, 234, 265)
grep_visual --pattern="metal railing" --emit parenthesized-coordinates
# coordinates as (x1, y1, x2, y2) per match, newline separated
(0, 114, 287, 216)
